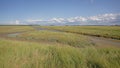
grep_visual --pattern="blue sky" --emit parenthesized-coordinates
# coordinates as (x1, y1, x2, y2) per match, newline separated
(0, 0, 120, 25)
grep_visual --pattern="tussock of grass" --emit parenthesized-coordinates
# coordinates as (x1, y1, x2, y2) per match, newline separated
(40, 26, 120, 39)
(17, 30, 93, 47)
(0, 39, 120, 68)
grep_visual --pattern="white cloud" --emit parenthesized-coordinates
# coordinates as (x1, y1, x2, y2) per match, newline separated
(26, 19, 43, 22)
(8, 20, 20, 25)
(1, 13, 119, 25)
(74, 16, 87, 22)
(66, 17, 87, 22)
(50, 13, 120, 24)
(50, 18, 65, 23)
(67, 17, 75, 22)
(87, 13, 120, 23)
(23, 13, 120, 25)
(15, 20, 20, 25)
(2, 13, 120, 25)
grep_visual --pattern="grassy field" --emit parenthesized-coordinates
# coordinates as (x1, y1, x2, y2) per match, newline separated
(0, 26, 34, 34)
(17, 30, 94, 47)
(0, 38, 120, 68)
(0, 26, 120, 68)
(39, 26, 120, 40)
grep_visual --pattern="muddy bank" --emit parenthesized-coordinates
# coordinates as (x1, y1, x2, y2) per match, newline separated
(88, 36, 120, 47)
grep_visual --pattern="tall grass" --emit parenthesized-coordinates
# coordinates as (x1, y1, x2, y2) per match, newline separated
(0, 39, 120, 68)
(0, 26, 120, 68)
(39, 26, 120, 39)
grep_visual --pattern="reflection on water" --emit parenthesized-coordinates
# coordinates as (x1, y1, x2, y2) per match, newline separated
(7, 33, 20, 37)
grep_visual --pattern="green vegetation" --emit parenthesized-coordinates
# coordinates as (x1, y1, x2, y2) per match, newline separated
(0, 26, 120, 68)
(17, 30, 93, 47)
(0, 26, 34, 34)
(39, 26, 120, 39)
(0, 39, 120, 68)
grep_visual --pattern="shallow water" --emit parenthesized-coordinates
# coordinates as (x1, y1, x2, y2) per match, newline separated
(7, 33, 20, 37)
(34, 27, 120, 47)
(7, 26, 120, 47)
(33, 27, 62, 32)
(88, 36, 120, 47)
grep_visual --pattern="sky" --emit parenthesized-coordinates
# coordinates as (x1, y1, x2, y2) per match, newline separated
(0, 0, 120, 25)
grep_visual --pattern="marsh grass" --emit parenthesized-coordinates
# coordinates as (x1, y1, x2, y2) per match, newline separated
(39, 26, 120, 39)
(0, 26, 120, 68)
(17, 30, 93, 47)
(0, 26, 34, 34)
(0, 39, 120, 68)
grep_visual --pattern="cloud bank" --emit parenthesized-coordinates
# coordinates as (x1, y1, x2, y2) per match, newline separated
(6, 13, 120, 25)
